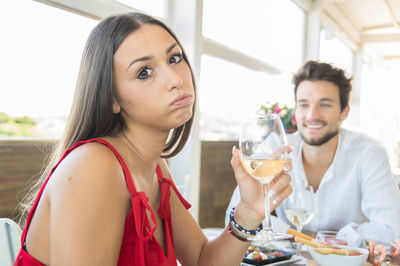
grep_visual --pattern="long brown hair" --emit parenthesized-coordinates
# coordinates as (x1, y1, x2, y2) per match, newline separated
(18, 12, 197, 225)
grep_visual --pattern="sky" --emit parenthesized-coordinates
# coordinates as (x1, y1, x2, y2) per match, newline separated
(0, 0, 98, 117)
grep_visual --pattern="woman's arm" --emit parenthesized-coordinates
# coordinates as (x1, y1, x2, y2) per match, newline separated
(47, 143, 130, 265)
(167, 147, 292, 266)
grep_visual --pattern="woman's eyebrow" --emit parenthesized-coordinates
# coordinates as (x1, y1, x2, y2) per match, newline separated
(166, 43, 178, 54)
(126, 43, 178, 71)
(126, 56, 152, 71)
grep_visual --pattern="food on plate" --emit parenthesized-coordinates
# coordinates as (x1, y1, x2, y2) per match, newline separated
(246, 251, 268, 261)
(294, 236, 318, 248)
(287, 228, 313, 240)
(390, 239, 400, 265)
(242, 245, 293, 265)
(366, 240, 386, 266)
(314, 247, 361, 256)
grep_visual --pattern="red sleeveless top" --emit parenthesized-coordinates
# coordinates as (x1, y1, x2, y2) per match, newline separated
(14, 138, 190, 266)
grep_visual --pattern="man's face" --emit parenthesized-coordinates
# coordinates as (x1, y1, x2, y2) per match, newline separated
(295, 80, 349, 146)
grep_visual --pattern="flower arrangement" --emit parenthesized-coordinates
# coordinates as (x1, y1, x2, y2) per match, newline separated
(259, 102, 297, 133)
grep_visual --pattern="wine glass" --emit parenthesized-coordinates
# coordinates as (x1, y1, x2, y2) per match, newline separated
(239, 114, 290, 242)
(283, 185, 316, 254)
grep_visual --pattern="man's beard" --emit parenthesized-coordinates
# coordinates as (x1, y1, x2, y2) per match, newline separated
(299, 128, 339, 146)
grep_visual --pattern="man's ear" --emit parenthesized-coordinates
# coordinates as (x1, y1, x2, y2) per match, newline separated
(113, 99, 121, 114)
(340, 105, 350, 121)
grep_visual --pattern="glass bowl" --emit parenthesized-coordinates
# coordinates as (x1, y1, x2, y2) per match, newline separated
(316, 231, 348, 247)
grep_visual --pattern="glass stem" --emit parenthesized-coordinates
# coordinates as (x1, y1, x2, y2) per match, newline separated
(296, 226, 303, 233)
(263, 182, 273, 232)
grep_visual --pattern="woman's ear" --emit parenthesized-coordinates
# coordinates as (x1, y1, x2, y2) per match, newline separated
(113, 99, 121, 114)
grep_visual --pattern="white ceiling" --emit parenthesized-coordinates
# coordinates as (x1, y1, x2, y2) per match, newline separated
(321, 0, 400, 61)
(36, 0, 400, 62)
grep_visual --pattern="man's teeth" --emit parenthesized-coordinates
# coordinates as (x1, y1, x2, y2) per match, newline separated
(306, 124, 323, 128)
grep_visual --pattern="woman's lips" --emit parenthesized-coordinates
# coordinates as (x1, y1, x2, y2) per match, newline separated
(171, 95, 192, 106)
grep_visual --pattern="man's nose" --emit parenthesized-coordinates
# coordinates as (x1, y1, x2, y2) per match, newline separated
(305, 105, 319, 120)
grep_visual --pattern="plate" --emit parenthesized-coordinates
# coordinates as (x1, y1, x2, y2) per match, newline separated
(242, 247, 295, 266)
(241, 255, 303, 266)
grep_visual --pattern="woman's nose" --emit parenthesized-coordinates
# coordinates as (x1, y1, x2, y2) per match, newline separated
(165, 66, 183, 91)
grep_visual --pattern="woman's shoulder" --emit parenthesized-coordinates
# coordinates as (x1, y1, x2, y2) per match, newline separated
(47, 140, 128, 201)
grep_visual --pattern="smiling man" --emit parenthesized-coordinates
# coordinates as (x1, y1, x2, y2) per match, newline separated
(276, 60, 400, 248)
(226, 60, 400, 249)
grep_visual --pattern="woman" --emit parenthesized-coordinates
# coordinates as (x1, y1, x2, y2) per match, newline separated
(15, 12, 292, 266)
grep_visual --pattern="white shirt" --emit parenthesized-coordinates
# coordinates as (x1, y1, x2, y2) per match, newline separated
(226, 129, 400, 248)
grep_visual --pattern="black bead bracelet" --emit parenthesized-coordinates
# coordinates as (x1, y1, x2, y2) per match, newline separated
(229, 207, 263, 235)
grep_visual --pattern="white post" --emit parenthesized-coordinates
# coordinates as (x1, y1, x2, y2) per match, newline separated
(166, 0, 203, 221)
(304, 0, 321, 61)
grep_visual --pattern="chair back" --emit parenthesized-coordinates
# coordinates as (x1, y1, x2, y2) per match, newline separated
(0, 218, 22, 266)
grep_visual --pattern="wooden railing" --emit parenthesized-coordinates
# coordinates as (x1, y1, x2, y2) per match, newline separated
(0, 139, 236, 228)
(0, 139, 54, 219)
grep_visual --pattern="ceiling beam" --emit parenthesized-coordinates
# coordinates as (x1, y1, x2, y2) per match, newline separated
(362, 23, 398, 32)
(362, 33, 400, 43)
(321, 2, 361, 45)
(202, 37, 281, 74)
(384, 55, 400, 60)
(34, 0, 135, 19)
(384, 0, 399, 28)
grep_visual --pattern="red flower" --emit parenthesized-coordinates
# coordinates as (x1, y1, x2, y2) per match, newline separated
(274, 104, 281, 114)
(292, 114, 297, 124)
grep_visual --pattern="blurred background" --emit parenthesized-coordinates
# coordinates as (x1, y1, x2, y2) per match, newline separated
(1, 0, 399, 227)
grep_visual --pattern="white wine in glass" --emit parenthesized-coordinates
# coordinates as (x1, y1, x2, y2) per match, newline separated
(283, 185, 315, 255)
(240, 114, 290, 242)
(283, 185, 315, 233)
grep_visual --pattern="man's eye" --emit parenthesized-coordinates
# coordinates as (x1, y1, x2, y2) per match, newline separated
(169, 53, 183, 64)
(137, 67, 152, 80)
(321, 104, 331, 108)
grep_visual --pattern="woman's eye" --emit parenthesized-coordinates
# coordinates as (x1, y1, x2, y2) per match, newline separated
(169, 53, 183, 64)
(137, 67, 152, 80)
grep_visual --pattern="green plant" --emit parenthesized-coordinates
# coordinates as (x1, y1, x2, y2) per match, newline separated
(13, 116, 37, 126)
(259, 102, 297, 132)
(0, 112, 10, 123)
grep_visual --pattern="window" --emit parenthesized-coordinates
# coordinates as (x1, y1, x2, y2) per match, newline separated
(0, 0, 98, 138)
(200, 0, 305, 140)
(203, 0, 305, 72)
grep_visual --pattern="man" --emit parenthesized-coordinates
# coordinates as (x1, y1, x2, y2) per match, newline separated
(226, 60, 400, 248)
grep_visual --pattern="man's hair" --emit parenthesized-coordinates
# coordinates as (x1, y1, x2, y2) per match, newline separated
(292, 60, 352, 111)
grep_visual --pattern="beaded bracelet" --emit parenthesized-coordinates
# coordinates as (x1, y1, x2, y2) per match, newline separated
(227, 225, 248, 242)
(229, 207, 263, 236)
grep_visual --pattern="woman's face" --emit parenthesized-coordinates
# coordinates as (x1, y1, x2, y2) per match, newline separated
(113, 24, 194, 132)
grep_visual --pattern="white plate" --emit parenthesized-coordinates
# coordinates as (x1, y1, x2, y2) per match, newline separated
(241, 255, 303, 266)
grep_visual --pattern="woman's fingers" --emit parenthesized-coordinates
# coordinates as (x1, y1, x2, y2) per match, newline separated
(270, 183, 292, 210)
(283, 159, 293, 172)
(269, 172, 292, 210)
(230, 146, 248, 182)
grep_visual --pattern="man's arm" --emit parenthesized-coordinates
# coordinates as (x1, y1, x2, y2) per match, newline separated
(339, 144, 400, 248)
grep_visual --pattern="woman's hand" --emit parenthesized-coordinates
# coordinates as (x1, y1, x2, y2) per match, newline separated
(230, 146, 293, 227)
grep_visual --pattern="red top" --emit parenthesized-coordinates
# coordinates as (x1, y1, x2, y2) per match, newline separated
(14, 138, 190, 266)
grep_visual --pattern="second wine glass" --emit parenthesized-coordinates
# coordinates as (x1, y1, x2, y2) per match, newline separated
(283, 185, 316, 255)
(239, 114, 290, 242)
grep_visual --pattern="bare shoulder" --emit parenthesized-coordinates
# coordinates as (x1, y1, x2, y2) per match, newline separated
(47, 141, 129, 205)
(44, 141, 130, 264)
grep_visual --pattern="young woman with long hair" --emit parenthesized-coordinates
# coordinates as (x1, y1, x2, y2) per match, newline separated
(15, 12, 292, 266)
